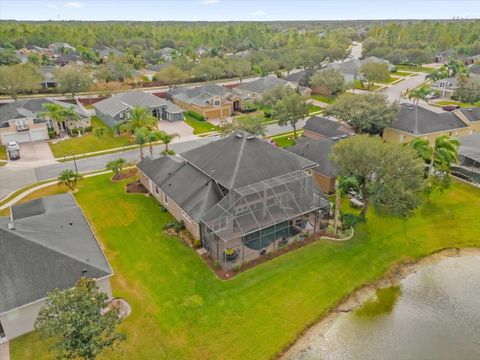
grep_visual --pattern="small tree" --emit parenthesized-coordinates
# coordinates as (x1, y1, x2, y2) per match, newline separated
(155, 64, 187, 89)
(35, 277, 125, 360)
(272, 93, 310, 138)
(58, 169, 83, 192)
(359, 62, 390, 90)
(56, 66, 92, 99)
(95, 127, 106, 138)
(120, 106, 157, 133)
(218, 116, 266, 137)
(158, 131, 180, 155)
(106, 158, 127, 176)
(310, 68, 346, 95)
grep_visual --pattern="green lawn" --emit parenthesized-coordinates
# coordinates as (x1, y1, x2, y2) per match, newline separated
(434, 100, 477, 108)
(0, 145, 6, 160)
(48, 117, 134, 158)
(183, 114, 219, 135)
(308, 104, 323, 114)
(353, 80, 381, 91)
(311, 94, 336, 104)
(392, 71, 413, 77)
(10, 176, 480, 360)
(379, 76, 401, 84)
(396, 65, 436, 73)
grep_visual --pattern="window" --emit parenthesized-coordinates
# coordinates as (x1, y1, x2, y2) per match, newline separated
(119, 112, 125, 119)
(213, 99, 221, 107)
(164, 193, 168, 204)
(154, 185, 159, 195)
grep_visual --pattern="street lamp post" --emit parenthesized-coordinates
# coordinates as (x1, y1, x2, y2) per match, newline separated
(72, 153, 78, 173)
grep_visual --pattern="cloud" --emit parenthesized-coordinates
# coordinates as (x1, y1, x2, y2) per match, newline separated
(200, 0, 220, 4)
(251, 10, 266, 16)
(64, 2, 84, 8)
(47, 4, 58, 9)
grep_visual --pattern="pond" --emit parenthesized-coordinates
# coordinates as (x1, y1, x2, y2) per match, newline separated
(290, 255, 480, 360)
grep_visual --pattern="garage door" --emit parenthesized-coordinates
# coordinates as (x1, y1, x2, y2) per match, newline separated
(2, 132, 31, 144)
(30, 129, 47, 141)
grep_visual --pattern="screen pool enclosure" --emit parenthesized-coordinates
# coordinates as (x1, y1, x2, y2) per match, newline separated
(200, 170, 330, 270)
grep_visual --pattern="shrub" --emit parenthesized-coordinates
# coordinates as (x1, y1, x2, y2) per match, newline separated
(192, 239, 202, 249)
(48, 129, 56, 139)
(214, 259, 221, 268)
(186, 111, 205, 121)
(341, 213, 364, 230)
(84, 125, 93, 133)
(233, 265, 241, 272)
(173, 220, 185, 232)
(159, 205, 168, 212)
(163, 223, 175, 230)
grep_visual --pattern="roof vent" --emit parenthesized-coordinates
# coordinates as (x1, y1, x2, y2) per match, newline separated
(8, 222, 15, 230)
(236, 133, 243, 139)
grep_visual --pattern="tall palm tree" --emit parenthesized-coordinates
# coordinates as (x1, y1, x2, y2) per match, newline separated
(120, 106, 158, 134)
(60, 106, 81, 132)
(134, 128, 148, 160)
(145, 130, 162, 158)
(408, 85, 431, 135)
(409, 135, 460, 176)
(41, 103, 65, 131)
(158, 131, 180, 155)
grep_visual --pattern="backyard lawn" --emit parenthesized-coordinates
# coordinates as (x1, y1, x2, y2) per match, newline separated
(311, 93, 336, 104)
(0, 145, 6, 160)
(48, 116, 134, 158)
(10, 175, 480, 360)
(183, 114, 219, 135)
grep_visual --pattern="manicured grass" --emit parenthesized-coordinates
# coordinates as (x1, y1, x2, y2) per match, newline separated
(378, 76, 401, 84)
(183, 114, 219, 135)
(11, 176, 480, 360)
(273, 135, 296, 148)
(396, 65, 436, 73)
(48, 117, 134, 158)
(311, 94, 336, 104)
(0, 145, 6, 160)
(392, 71, 413, 77)
(308, 104, 323, 114)
(434, 100, 477, 108)
(353, 80, 381, 91)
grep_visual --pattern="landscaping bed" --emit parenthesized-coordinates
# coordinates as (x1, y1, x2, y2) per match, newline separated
(112, 168, 138, 181)
(125, 179, 148, 194)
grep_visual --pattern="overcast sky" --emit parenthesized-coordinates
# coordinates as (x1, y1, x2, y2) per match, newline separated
(1, 1, 479, 21)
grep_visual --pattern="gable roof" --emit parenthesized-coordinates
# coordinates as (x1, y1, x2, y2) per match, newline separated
(0, 98, 89, 126)
(456, 107, 480, 122)
(180, 132, 317, 190)
(236, 75, 293, 94)
(469, 64, 480, 75)
(137, 156, 223, 221)
(93, 91, 184, 117)
(304, 116, 354, 140)
(169, 83, 242, 106)
(284, 70, 308, 84)
(0, 194, 112, 314)
(458, 133, 480, 163)
(390, 104, 468, 135)
(287, 137, 336, 177)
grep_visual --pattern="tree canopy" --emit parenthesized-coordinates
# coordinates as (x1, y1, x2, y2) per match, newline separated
(0, 63, 41, 100)
(309, 68, 346, 95)
(56, 66, 92, 98)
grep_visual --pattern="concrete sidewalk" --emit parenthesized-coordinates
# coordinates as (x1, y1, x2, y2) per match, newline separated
(0, 342, 10, 360)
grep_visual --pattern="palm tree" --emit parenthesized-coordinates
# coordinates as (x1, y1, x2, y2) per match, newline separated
(134, 128, 148, 160)
(158, 131, 180, 155)
(106, 158, 127, 176)
(145, 130, 162, 158)
(333, 176, 360, 235)
(58, 169, 83, 192)
(41, 103, 65, 131)
(120, 106, 158, 134)
(60, 106, 81, 133)
(426, 66, 448, 82)
(408, 85, 431, 134)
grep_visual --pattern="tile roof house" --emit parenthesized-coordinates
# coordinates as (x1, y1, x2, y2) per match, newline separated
(138, 132, 329, 270)
(287, 137, 337, 194)
(303, 115, 354, 141)
(0, 194, 113, 341)
(93, 91, 185, 127)
(383, 104, 474, 144)
(0, 98, 91, 145)
(235, 75, 311, 99)
(167, 83, 246, 120)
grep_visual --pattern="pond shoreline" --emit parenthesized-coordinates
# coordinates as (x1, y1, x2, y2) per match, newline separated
(279, 247, 480, 360)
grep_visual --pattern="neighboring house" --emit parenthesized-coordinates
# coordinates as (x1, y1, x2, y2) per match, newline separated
(93, 91, 184, 127)
(323, 56, 395, 83)
(48, 42, 76, 53)
(284, 69, 309, 86)
(383, 103, 473, 144)
(159, 47, 177, 62)
(0, 99, 91, 145)
(39, 65, 58, 88)
(457, 133, 480, 173)
(435, 49, 456, 63)
(287, 137, 337, 194)
(138, 132, 330, 270)
(0, 194, 113, 342)
(15, 50, 28, 64)
(94, 45, 124, 61)
(235, 75, 311, 99)
(167, 83, 246, 120)
(53, 52, 83, 66)
(303, 115, 354, 141)
(138, 64, 168, 81)
(430, 77, 459, 99)
(453, 107, 480, 133)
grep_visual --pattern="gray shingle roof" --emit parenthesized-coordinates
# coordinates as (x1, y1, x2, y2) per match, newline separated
(287, 137, 336, 177)
(93, 91, 184, 117)
(469, 64, 480, 75)
(236, 75, 293, 94)
(431, 77, 459, 89)
(0, 194, 112, 314)
(456, 107, 480, 122)
(304, 116, 354, 139)
(137, 156, 223, 221)
(390, 104, 468, 135)
(180, 132, 317, 189)
(0, 98, 89, 126)
(459, 133, 480, 163)
(284, 70, 308, 84)
(169, 83, 242, 106)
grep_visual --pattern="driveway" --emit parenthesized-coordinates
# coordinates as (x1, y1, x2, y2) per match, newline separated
(13, 141, 55, 164)
(380, 73, 427, 103)
(158, 120, 195, 139)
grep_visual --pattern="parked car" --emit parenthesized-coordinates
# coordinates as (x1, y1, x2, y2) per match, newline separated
(426, 92, 439, 100)
(442, 105, 460, 111)
(7, 141, 20, 160)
